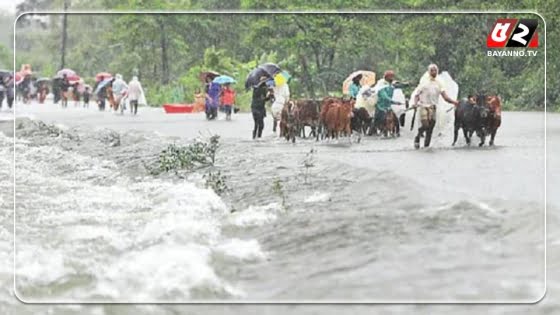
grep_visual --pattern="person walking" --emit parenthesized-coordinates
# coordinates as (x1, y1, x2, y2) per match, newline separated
(127, 76, 145, 115)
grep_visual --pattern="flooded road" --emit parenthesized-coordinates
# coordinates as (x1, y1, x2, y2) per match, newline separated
(0, 102, 555, 314)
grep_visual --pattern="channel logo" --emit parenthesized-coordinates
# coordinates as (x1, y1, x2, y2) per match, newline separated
(487, 18, 538, 48)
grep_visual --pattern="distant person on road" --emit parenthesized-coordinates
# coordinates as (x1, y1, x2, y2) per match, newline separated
(0, 73, 7, 109)
(5, 75, 14, 109)
(194, 87, 205, 112)
(94, 75, 107, 111)
(83, 86, 91, 108)
(60, 73, 70, 108)
(251, 78, 273, 139)
(72, 82, 81, 107)
(127, 76, 145, 115)
(220, 83, 236, 121)
(206, 81, 221, 120)
(112, 73, 128, 112)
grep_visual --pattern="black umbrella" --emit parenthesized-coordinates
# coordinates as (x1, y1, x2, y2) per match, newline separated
(0, 70, 12, 81)
(258, 63, 281, 77)
(245, 67, 271, 91)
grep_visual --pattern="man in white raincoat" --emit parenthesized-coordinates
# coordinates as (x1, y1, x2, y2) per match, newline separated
(412, 64, 459, 149)
(271, 80, 290, 133)
(127, 76, 146, 115)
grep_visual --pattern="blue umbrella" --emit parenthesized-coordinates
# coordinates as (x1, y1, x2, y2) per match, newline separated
(94, 78, 113, 94)
(213, 75, 236, 85)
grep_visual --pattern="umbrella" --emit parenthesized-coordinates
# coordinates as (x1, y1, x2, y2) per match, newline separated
(258, 63, 281, 77)
(57, 68, 76, 77)
(213, 75, 236, 85)
(96, 72, 112, 82)
(94, 78, 113, 94)
(342, 70, 376, 95)
(15, 72, 24, 84)
(199, 71, 220, 83)
(273, 70, 291, 86)
(0, 70, 12, 81)
(245, 67, 271, 91)
(68, 76, 82, 85)
(36, 77, 51, 83)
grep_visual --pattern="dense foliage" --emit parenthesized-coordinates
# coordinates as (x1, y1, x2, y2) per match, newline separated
(4, 0, 555, 110)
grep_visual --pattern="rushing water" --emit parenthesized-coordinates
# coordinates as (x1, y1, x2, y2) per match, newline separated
(0, 103, 556, 314)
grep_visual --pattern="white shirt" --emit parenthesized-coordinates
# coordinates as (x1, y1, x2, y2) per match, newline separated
(417, 77, 445, 107)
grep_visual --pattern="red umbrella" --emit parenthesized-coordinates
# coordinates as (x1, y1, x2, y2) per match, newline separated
(68, 76, 82, 85)
(57, 68, 76, 77)
(15, 72, 23, 84)
(95, 72, 112, 82)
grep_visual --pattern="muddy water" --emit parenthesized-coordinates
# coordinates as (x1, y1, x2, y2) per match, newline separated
(0, 103, 554, 314)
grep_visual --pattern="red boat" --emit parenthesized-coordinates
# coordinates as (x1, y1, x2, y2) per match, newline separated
(163, 103, 195, 114)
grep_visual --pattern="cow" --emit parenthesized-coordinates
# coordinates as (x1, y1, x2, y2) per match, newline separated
(486, 95, 502, 146)
(280, 101, 298, 143)
(453, 94, 494, 147)
(337, 98, 354, 137)
(320, 96, 340, 139)
(321, 97, 354, 140)
(452, 96, 478, 146)
(292, 99, 321, 140)
(382, 110, 400, 137)
(351, 107, 372, 135)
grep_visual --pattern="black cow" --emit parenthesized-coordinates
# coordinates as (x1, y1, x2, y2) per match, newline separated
(351, 107, 372, 135)
(453, 95, 490, 147)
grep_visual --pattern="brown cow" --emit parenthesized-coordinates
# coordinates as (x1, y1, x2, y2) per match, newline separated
(486, 95, 502, 146)
(338, 98, 354, 137)
(321, 97, 353, 139)
(380, 110, 399, 137)
(320, 97, 341, 139)
(292, 99, 321, 140)
(280, 101, 298, 143)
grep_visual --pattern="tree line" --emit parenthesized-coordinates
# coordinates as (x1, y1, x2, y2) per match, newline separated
(5, 0, 555, 111)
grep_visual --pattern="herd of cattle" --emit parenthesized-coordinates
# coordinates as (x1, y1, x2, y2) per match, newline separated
(277, 94, 502, 147)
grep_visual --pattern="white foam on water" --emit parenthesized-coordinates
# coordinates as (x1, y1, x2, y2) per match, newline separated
(304, 192, 331, 203)
(96, 243, 244, 300)
(10, 133, 259, 301)
(16, 246, 70, 286)
(62, 225, 115, 241)
(227, 203, 282, 227)
(214, 238, 267, 262)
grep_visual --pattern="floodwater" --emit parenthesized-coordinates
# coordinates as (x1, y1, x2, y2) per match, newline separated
(0, 101, 557, 314)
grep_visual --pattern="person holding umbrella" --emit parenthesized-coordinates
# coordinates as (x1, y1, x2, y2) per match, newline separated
(60, 73, 70, 108)
(349, 74, 362, 100)
(213, 75, 237, 120)
(251, 78, 273, 139)
(94, 75, 109, 111)
(205, 78, 221, 120)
